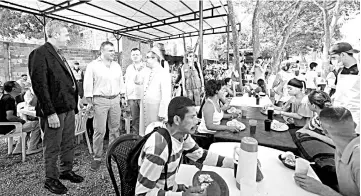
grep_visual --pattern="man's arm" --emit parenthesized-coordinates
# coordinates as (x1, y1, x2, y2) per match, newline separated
(6, 111, 26, 124)
(83, 62, 94, 100)
(28, 49, 56, 116)
(158, 72, 172, 119)
(183, 135, 233, 168)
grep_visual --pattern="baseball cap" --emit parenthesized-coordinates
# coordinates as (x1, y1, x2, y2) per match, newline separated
(329, 42, 360, 55)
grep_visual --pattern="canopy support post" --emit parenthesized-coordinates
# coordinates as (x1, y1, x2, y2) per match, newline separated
(113, 31, 122, 65)
(199, 0, 204, 72)
(226, 15, 230, 69)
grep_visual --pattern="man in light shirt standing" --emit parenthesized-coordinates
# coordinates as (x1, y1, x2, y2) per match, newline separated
(83, 41, 125, 171)
(124, 48, 149, 134)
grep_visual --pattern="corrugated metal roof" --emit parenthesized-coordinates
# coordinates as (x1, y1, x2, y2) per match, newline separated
(0, 0, 238, 42)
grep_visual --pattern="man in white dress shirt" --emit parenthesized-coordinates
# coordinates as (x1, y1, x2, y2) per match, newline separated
(83, 41, 125, 171)
(124, 48, 149, 134)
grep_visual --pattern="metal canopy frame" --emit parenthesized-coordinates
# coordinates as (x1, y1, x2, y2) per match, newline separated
(0, 0, 237, 42)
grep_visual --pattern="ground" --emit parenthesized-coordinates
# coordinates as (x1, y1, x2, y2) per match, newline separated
(0, 138, 119, 196)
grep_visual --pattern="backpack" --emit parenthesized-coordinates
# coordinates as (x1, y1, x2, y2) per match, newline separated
(124, 127, 172, 195)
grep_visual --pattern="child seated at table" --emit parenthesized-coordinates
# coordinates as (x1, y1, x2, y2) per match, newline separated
(265, 78, 313, 127)
(197, 80, 241, 134)
(254, 78, 268, 96)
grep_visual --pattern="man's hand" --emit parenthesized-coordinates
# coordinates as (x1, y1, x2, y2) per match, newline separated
(182, 186, 204, 196)
(294, 173, 327, 195)
(48, 113, 60, 128)
(86, 102, 94, 111)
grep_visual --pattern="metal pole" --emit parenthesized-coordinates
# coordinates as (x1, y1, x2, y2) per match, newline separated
(226, 15, 230, 69)
(43, 15, 47, 42)
(199, 0, 204, 72)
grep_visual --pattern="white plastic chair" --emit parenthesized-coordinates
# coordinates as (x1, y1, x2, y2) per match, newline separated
(0, 122, 27, 162)
(75, 110, 93, 154)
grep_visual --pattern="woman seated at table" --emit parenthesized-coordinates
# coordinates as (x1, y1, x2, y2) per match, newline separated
(266, 78, 313, 127)
(296, 90, 335, 146)
(197, 79, 241, 134)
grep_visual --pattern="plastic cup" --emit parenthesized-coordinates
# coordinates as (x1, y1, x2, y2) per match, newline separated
(242, 109, 248, 119)
(267, 107, 274, 120)
(264, 119, 272, 131)
(295, 158, 310, 175)
(249, 119, 257, 135)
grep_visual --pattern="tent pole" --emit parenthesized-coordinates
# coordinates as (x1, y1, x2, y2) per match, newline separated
(227, 15, 230, 69)
(199, 0, 204, 72)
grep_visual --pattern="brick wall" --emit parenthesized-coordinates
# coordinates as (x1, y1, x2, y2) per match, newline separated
(0, 41, 126, 84)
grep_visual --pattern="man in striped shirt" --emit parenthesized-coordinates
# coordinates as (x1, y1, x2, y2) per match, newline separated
(135, 96, 234, 196)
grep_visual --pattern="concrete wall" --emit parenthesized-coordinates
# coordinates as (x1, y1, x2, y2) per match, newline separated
(0, 41, 125, 84)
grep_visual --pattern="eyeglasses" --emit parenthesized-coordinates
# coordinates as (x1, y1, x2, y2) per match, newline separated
(146, 56, 155, 59)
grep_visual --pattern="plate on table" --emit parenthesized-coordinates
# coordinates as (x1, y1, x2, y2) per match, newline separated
(226, 120, 246, 130)
(192, 171, 229, 196)
(227, 107, 242, 114)
(271, 120, 289, 132)
(278, 152, 299, 170)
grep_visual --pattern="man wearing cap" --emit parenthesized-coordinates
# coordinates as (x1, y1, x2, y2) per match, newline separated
(329, 42, 360, 133)
(71, 61, 84, 98)
(84, 41, 125, 171)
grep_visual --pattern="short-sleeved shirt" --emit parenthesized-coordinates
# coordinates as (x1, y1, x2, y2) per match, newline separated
(0, 94, 17, 134)
(284, 95, 313, 127)
(305, 70, 318, 89)
(336, 136, 360, 196)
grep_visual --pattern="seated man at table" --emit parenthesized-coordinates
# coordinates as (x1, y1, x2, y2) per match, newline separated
(294, 106, 359, 196)
(136, 96, 261, 196)
(0, 81, 42, 155)
(198, 80, 241, 134)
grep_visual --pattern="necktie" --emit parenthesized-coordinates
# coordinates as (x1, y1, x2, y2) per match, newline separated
(57, 49, 76, 90)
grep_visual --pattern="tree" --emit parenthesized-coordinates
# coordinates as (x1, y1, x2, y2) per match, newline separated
(264, 0, 304, 70)
(252, 0, 261, 61)
(312, 0, 343, 76)
(227, 0, 243, 88)
(0, 7, 84, 47)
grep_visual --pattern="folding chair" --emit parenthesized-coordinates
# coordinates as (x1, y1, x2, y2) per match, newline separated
(0, 122, 27, 162)
(75, 110, 93, 154)
(105, 134, 141, 196)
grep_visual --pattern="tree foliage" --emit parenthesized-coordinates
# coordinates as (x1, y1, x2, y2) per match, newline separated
(0, 7, 84, 46)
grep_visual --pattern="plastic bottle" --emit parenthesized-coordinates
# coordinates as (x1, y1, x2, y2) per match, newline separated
(236, 137, 258, 196)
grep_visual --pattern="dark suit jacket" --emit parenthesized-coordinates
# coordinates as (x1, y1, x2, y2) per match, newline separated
(28, 42, 78, 117)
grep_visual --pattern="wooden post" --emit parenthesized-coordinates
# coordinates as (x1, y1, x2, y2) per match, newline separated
(227, 0, 242, 90)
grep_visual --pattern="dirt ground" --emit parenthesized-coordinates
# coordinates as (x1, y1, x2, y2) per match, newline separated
(0, 139, 119, 196)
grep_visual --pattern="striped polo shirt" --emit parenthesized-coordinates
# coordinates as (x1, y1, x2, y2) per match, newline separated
(135, 131, 233, 196)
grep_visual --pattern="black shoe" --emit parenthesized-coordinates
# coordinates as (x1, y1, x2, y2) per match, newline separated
(59, 171, 84, 183)
(44, 178, 68, 195)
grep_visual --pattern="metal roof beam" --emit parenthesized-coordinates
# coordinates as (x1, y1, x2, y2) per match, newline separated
(150, 0, 198, 31)
(115, 0, 186, 34)
(40, 1, 160, 38)
(86, 2, 173, 36)
(208, 0, 227, 26)
(151, 24, 240, 41)
(0, 1, 150, 42)
(117, 11, 227, 34)
(179, 0, 213, 29)
(42, 0, 87, 14)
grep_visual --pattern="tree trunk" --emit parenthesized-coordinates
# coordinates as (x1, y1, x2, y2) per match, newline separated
(227, 0, 243, 90)
(272, 0, 303, 70)
(252, 0, 261, 61)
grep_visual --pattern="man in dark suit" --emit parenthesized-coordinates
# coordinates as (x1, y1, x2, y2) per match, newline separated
(28, 20, 84, 195)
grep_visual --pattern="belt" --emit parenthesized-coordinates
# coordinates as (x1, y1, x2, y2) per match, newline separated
(76, 79, 83, 82)
(94, 95, 119, 99)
